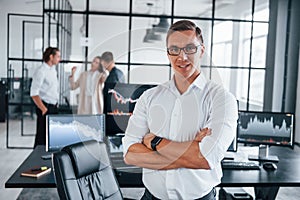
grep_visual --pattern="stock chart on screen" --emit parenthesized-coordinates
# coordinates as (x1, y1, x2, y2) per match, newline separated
(238, 111, 294, 147)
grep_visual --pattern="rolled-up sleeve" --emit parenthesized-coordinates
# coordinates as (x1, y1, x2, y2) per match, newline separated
(30, 67, 45, 97)
(199, 88, 238, 169)
(122, 92, 150, 157)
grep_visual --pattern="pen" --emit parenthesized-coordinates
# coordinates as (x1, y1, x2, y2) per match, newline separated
(31, 166, 48, 171)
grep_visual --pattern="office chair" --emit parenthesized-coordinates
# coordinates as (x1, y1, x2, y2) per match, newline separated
(52, 140, 123, 200)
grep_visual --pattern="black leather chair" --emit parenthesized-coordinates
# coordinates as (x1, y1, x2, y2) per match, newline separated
(52, 140, 123, 200)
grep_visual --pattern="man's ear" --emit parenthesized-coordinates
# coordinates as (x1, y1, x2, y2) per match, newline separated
(199, 45, 205, 58)
(48, 54, 54, 65)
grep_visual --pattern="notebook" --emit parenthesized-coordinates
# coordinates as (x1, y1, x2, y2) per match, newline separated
(21, 167, 51, 178)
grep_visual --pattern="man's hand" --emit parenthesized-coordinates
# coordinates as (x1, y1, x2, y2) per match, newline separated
(31, 96, 48, 116)
(42, 108, 48, 116)
(127, 128, 212, 169)
(194, 128, 211, 142)
(142, 133, 156, 150)
(142, 128, 211, 151)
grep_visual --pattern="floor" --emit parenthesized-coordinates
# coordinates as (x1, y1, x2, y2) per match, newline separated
(1, 117, 300, 199)
(0, 117, 34, 200)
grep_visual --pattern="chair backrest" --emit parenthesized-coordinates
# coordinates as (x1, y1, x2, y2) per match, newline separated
(52, 140, 123, 200)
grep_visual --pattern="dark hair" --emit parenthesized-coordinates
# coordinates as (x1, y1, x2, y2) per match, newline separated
(43, 47, 60, 62)
(166, 20, 204, 45)
(94, 56, 105, 73)
(101, 51, 114, 63)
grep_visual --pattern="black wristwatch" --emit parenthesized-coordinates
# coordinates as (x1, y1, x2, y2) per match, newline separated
(151, 136, 163, 151)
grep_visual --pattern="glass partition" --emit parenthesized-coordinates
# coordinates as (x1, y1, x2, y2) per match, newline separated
(89, 0, 129, 13)
(174, 0, 212, 18)
(215, 0, 253, 20)
(88, 15, 129, 63)
(129, 65, 170, 84)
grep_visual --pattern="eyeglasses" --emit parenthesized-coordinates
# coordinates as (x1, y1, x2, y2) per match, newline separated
(167, 44, 202, 56)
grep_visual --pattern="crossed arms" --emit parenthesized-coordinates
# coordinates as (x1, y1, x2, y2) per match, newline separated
(124, 128, 211, 170)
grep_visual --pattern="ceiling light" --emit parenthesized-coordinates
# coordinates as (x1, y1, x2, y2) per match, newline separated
(143, 28, 162, 43)
(152, 16, 169, 33)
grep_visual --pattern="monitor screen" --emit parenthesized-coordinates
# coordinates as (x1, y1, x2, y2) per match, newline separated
(104, 83, 157, 136)
(237, 111, 294, 147)
(46, 114, 105, 152)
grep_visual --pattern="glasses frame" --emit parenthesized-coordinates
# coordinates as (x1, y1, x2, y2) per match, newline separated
(167, 44, 202, 56)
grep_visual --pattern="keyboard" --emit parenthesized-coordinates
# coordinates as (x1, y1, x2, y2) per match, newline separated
(222, 161, 260, 170)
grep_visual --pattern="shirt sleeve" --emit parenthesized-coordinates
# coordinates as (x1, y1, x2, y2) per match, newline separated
(199, 87, 238, 169)
(122, 92, 150, 157)
(30, 67, 45, 97)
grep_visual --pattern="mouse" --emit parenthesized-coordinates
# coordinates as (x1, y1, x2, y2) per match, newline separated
(41, 154, 52, 160)
(263, 162, 277, 171)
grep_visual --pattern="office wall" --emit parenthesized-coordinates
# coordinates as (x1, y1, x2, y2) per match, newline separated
(284, 0, 300, 113)
(271, 0, 288, 111)
(0, 1, 170, 107)
(0, 0, 42, 78)
(296, 49, 300, 143)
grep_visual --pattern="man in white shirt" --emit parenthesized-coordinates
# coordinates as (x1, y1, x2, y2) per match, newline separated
(122, 20, 238, 200)
(30, 47, 60, 148)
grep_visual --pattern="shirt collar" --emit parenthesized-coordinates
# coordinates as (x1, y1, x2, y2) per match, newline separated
(43, 62, 53, 70)
(168, 72, 208, 93)
(191, 72, 207, 90)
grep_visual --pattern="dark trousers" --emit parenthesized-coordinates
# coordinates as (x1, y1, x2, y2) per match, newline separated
(34, 101, 58, 148)
(141, 187, 216, 200)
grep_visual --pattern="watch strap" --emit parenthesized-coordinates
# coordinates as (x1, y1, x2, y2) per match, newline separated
(151, 136, 163, 151)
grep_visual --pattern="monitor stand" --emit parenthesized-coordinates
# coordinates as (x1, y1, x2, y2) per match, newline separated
(248, 145, 279, 162)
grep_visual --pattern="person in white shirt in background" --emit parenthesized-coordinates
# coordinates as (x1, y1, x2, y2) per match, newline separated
(122, 20, 238, 200)
(30, 47, 60, 148)
(69, 56, 107, 114)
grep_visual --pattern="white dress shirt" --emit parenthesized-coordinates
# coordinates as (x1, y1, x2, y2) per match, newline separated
(30, 62, 59, 105)
(123, 73, 238, 199)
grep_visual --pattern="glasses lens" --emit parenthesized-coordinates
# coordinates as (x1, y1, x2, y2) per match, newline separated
(167, 44, 200, 56)
(184, 45, 197, 54)
(168, 47, 180, 55)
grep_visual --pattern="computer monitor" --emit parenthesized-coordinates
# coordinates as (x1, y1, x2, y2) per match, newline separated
(46, 114, 105, 152)
(237, 111, 294, 162)
(104, 83, 157, 136)
(103, 83, 156, 155)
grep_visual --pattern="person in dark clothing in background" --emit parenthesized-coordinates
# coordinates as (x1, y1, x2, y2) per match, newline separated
(101, 51, 125, 104)
(101, 51, 125, 84)
(101, 51, 125, 119)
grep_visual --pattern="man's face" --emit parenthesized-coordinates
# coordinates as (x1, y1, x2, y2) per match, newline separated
(101, 60, 108, 70)
(167, 30, 204, 80)
(50, 51, 61, 66)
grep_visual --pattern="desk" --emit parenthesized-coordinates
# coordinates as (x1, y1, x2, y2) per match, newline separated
(221, 146, 300, 187)
(5, 145, 300, 193)
(5, 146, 143, 188)
(5, 146, 55, 188)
